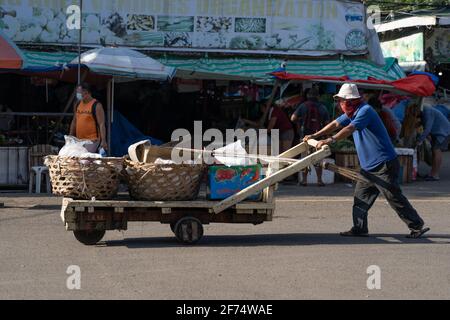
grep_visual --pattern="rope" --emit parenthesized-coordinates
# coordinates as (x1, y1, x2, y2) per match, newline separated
(159, 146, 316, 165)
(79, 160, 90, 199)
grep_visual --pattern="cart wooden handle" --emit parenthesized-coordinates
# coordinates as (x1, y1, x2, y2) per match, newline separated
(212, 143, 332, 214)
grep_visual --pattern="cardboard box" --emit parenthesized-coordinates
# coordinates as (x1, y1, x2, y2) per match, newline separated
(208, 165, 263, 201)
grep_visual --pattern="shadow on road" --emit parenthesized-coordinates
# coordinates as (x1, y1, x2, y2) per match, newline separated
(103, 233, 450, 249)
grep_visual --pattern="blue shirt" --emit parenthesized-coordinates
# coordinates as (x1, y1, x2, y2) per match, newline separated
(418, 106, 450, 144)
(392, 100, 409, 123)
(434, 105, 450, 121)
(337, 104, 398, 171)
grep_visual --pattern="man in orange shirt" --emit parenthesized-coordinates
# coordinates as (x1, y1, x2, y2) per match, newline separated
(70, 83, 107, 153)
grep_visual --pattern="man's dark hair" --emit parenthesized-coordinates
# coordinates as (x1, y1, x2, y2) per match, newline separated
(307, 88, 319, 99)
(79, 83, 93, 93)
(368, 96, 382, 112)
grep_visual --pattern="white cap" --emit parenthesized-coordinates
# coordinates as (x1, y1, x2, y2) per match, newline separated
(334, 83, 361, 100)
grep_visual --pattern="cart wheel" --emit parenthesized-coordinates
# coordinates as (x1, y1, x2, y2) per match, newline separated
(174, 217, 204, 245)
(73, 230, 106, 246)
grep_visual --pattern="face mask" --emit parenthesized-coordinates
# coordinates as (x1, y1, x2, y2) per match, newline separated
(76, 93, 83, 101)
(340, 99, 362, 118)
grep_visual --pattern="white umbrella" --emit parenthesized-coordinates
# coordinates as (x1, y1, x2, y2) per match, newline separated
(70, 47, 176, 155)
(71, 47, 176, 81)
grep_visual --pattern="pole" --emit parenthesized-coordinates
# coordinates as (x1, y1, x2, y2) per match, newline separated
(107, 78, 112, 155)
(77, 0, 83, 86)
(45, 79, 48, 103)
(111, 77, 115, 124)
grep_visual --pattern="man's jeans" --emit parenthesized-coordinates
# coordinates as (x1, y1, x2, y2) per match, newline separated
(352, 158, 424, 232)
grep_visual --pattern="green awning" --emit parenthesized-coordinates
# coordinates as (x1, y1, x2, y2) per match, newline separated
(23, 50, 78, 69)
(161, 56, 405, 81)
(22, 50, 405, 81)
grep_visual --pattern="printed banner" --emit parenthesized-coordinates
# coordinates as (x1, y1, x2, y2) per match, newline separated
(0, 0, 368, 55)
(381, 32, 424, 63)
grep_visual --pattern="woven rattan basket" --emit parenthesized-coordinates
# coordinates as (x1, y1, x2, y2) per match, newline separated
(125, 160, 206, 201)
(45, 156, 124, 200)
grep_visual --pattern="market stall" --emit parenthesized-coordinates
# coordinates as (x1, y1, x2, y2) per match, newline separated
(271, 71, 437, 184)
(69, 46, 176, 153)
(0, 30, 28, 188)
(0, 45, 176, 188)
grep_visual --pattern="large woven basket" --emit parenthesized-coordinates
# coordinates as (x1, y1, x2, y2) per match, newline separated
(125, 160, 205, 201)
(45, 156, 124, 200)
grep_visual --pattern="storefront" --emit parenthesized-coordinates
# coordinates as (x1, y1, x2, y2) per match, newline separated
(0, 0, 421, 188)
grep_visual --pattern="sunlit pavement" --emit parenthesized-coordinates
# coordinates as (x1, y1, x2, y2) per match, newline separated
(0, 153, 449, 300)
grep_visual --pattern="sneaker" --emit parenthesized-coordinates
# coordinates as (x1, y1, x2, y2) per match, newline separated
(340, 228, 369, 237)
(406, 227, 430, 239)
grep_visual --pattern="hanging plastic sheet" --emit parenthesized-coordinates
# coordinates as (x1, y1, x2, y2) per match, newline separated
(111, 111, 162, 157)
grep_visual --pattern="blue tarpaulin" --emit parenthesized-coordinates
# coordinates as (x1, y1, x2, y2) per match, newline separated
(411, 71, 440, 86)
(111, 111, 163, 157)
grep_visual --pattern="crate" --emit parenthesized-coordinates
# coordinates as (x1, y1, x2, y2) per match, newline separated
(335, 151, 413, 184)
(208, 165, 263, 201)
(334, 152, 359, 183)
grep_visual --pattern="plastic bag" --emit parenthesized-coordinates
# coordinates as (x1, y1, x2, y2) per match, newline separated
(154, 158, 197, 165)
(214, 141, 255, 166)
(58, 136, 102, 158)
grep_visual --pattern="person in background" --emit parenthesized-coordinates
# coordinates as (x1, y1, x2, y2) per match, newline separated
(368, 96, 399, 142)
(269, 103, 295, 153)
(0, 104, 14, 132)
(243, 101, 294, 154)
(69, 83, 108, 154)
(291, 88, 330, 186)
(434, 103, 450, 121)
(415, 105, 450, 181)
(304, 83, 429, 239)
(363, 91, 402, 138)
(380, 93, 410, 124)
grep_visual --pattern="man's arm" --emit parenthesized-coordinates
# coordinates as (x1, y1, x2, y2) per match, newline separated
(321, 105, 331, 126)
(95, 103, 108, 150)
(267, 117, 277, 132)
(290, 105, 303, 123)
(417, 110, 433, 144)
(303, 120, 342, 141)
(316, 124, 356, 149)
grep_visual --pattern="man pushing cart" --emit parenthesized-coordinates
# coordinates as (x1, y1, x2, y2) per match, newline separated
(305, 84, 430, 239)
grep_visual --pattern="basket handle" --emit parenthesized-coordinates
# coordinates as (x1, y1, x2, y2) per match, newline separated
(137, 165, 174, 183)
(78, 159, 93, 200)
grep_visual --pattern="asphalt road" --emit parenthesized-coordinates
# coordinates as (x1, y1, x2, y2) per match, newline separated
(1, 160, 449, 300)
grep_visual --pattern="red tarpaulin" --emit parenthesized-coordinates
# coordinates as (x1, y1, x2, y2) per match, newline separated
(0, 31, 24, 70)
(272, 72, 436, 97)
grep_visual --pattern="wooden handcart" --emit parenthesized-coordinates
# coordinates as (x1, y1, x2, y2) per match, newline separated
(60, 140, 331, 245)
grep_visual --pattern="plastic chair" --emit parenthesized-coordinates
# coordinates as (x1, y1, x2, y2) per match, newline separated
(29, 166, 51, 194)
(28, 145, 59, 194)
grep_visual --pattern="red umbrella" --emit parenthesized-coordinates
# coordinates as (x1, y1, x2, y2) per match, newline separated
(0, 30, 24, 70)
